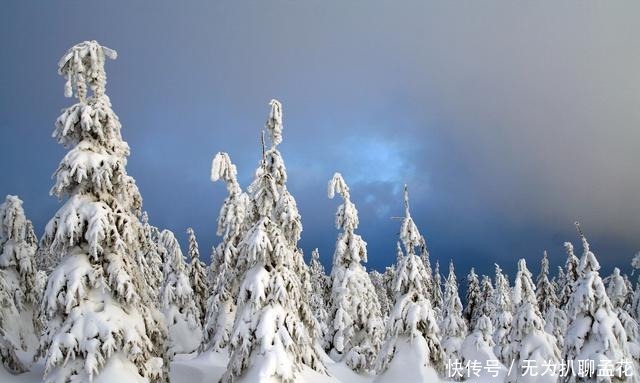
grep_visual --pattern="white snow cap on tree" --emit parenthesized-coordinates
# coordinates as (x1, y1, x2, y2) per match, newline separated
(492, 264, 512, 365)
(440, 261, 468, 369)
(159, 230, 202, 357)
(464, 268, 482, 326)
(265, 99, 283, 147)
(186, 227, 208, 327)
(0, 195, 39, 374)
(39, 41, 167, 383)
(607, 267, 640, 365)
(376, 185, 443, 376)
(222, 100, 324, 383)
(327, 172, 383, 372)
(308, 248, 330, 350)
(563, 222, 635, 382)
(507, 259, 560, 383)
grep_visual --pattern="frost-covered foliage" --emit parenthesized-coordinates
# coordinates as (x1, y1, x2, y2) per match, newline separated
(492, 264, 512, 365)
(376, 186, 443, 375)
(0, 195, 39, 373)
(461, 315, 506, 380)
(37, 41, 168, 383)
(563, 224, 635, 382)
(432, 260, 443, 320)
(222, 100, 325, 383)
(607, 268, 640, 367)
(419, 237, 434, 300)
(139, 212, 164, 304)
(507, 259, 560, 383)
(202, 152, 251, 352)
(308, 248, 330, 350)
(463, 268, 482, 327)
(479, 275, 494, 318)
(440, 261, 467, 370)
(559, 241, 580, 310)
(536, 251, 557, 315)
(326, 173, 384, 372)
(186, 228, 207, 327)
(159, 230, 202, 357)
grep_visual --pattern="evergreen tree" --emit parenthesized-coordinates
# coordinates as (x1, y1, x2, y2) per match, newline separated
(370, 270, 392, 319)
(607, 267, 640, 365)
(140, 212, 164, 304)
(0, 195, 39, 374)
(376, 186, 443, 377)
(159, 230, 202, 357)
(559, 241, 580, 310)
(563, 223, 634, 382)
(308, 248, 330, 350)
(326, 173, 384, 372)
(440, 261, 467, 370)
(186, 227, 207, 327)
(419, 236, 434, 301)
(461, 315, 506, 380)
(507, 259, 560, 383)
(492, 264, 512, 365)
(479, 275, 494, 317)
(38, 41, 167, 382)
(202, 152, 252, 352)
(536, 251, 557, 315)
(222, 100, 324, 382)
(432, 260, 443, 320)
(463, 268, 482, 326)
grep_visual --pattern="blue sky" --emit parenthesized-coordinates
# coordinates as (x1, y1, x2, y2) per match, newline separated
(1, 1, 639, 282)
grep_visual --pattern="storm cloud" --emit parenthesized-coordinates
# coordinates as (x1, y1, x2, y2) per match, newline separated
(1, 1, 639, 279)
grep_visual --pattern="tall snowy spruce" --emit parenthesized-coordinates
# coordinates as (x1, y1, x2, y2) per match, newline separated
(607, 268, 640, 364)
(432, 261, 443, 320)
(0, 195, 39, 373)
(559, 241, 580, 310)
(222, 100, 324, 382)
(326, 173, 384, 372)
(507, 259, 559, 383)
(140, 212, 164, 304)
(186, 227, 208, 327)
(202, 152, 251, 352)
(308, 249, 330, 350)
(537, 251, 566, 351)
(463, 268, 482, 327)
(440, 261, 467, 373)
(159, 230, 202, 356)
(479, 275, 494, 318)
(375, 186, 443, 382)
(492, 264, 512, 365)
(38, 41, 167, 382)
(563, 224, 635, 382)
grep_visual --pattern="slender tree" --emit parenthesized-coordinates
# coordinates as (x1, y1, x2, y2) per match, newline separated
(309, 248, 330, 350)
(559, 241, 580, 310)
(326, 173, 384, 372)
(38, 41, 167, 382)
(440, 261, 467, 372)
(222, 100, 324, 382)
(376, 186, 443, 377)
(186, 228, 207, 327)
(492, 264, 512, 365)
(463, 268, 482, 326)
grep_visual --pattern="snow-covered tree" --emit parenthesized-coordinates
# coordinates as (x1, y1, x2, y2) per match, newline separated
(376, 186, 443, 379)
(607, 267, 640, 366)
(419, 237, 434, 299)
(440, 261, 467, 372)
(492, 264, 512, 365)
(432, 260, 443, 320)
(0, 195, 39, 373)
(559, 241, 580, 310)
(563, 223, 635, 382)
(326, 172, 384, 372)
(159, 230, 202, 356)
(463, 268, 482, 326)
(507, 259, 559, 383)
(461, 315, 506, 380)
(140, 212, 164, 304)
(309, 248, 330, 350)
(536, 251, 557, 315)
(38, 41, 167, 382)
(479, 275, 494, 318)
(202, 152, 251, 352)
(186, 228, 207, 327)
(222, 100, 325, 382)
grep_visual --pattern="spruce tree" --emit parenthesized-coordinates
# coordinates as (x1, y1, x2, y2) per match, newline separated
(370, 270, 392, 319)
(507, 259, 559, 383)
(308, 248, 330, 350)
(463, 268, 482, 326)
(563, 223, 634, 382)
(432, 260, 443, 320)
(376, 186, 443, 377)
(559, 241, 580, 310)
(536, 251, 557, 315)
(440, 261, 467, 370)
(159, 230, 202, 356)
(479, 275, 494, 317)
(326, 173, 384, 372)
(186, 228, 207, 327)
(492, 264, 512, 365)
(222, 100, 324, 382)
(202, 152, 251, 351)
(38, 41, 167, 382)
(0, 195, 39, 373)
(607, 268, 640, 366)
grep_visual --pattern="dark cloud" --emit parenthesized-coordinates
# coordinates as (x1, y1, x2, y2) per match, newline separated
(1, 1, 639, 281)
